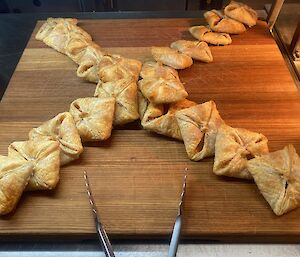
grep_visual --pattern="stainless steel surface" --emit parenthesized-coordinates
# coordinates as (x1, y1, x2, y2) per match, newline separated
(267, 0, 285, 31)
(265, 3, 300, 87)
(84, 171, 116, 257)
(290, 21, 300, 61)
(2, 244, 300, 257)
(167, 170, 187, 257)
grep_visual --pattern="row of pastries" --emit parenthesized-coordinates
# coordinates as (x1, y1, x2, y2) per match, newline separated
(190, 1, 257, 45)
(1, 1, 300, 218)
(0, 17, 142, 215)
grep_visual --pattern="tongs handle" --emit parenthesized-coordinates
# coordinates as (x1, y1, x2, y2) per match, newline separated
(167, 215, 182, 257)
(84, 171, 115, 257)
(167, 171, 187, 257)
(96, 221, 115, 257)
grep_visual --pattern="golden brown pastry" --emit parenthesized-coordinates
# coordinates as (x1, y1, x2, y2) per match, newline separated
(67, 40, 105, 65)
(77, 60, 100, 83)
(94, 77, 139, 125)
(69, 97, 115, 141)
(247, 145, 300, 216)
(213, 124, 269, 179)
(29, 112, 83, 166)
(36, 18, 92, 54)
(138, 77, 188, 105)
(36, 18, 142, 86)
(140, 96, 196, 140)
(98, 54, 142, 83)
(36, 18, 107, 84)
(151, 47, 193, 69)
(0, 156, 33, 215)
(35, 18, 79, 42)
(175, 101, 224, 161)
(189, 26, 232, 46)
(204, 10, 246, 34)
(8, 140, 60, 191)
(78, 54, 142, 84)
(138, 90, 149, 120)
(170, 40, 213, 63)
(140, 61, 179, 80)
(224, 1, 258, 27)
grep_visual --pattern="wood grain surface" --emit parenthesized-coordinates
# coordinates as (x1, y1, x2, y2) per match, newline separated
(0, 18, 300, 241)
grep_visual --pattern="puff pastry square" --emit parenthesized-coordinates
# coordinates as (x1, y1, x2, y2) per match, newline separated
(140, 61, 179, 80)
(224, 1, 258, 27)
(97, 55, 142, 83)
(213, 124, 269, 179)
(175, 101, 224, 161)
(189, 26, 232, 46)
(69, 97, 115, 141)
(247, 145, 300, 216)
(204, 10, 246, 34)
(36, 18, 92, 54)
(36, 18, 79, 42)
(140, 95, 196, 140)
(94, 77, 139, 125)
(0, 156, 33, 215)
(138, 78, 188, 105)
(8, 140, 60, 191)
(78, 54, 142, 84)
(151, 47, 193, 69)
(29, 112, 83, 166)
(170, 40, 213, 63)
(67, 40, 104, 65)
(77, 60, 100, 83)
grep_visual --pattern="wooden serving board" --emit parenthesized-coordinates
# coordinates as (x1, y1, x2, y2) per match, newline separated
(1, 18, 300, 241)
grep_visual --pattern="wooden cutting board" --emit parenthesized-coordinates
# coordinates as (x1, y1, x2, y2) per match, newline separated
(1, 18, 300, 242)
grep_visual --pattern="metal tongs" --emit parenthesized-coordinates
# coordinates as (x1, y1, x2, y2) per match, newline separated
(84, 169, 187, 257)
(84, 171, 116, 257)
(167, 169, 188, 257)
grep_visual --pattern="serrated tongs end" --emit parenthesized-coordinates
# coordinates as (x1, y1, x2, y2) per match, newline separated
(178, 168, 188, 216)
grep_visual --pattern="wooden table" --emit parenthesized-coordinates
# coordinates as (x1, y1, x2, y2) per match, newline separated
(0, 18, 300, 242)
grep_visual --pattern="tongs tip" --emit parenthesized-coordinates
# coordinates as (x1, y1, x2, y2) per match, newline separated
(83, 171, 97, 214)
(178, 168, 188, 216)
